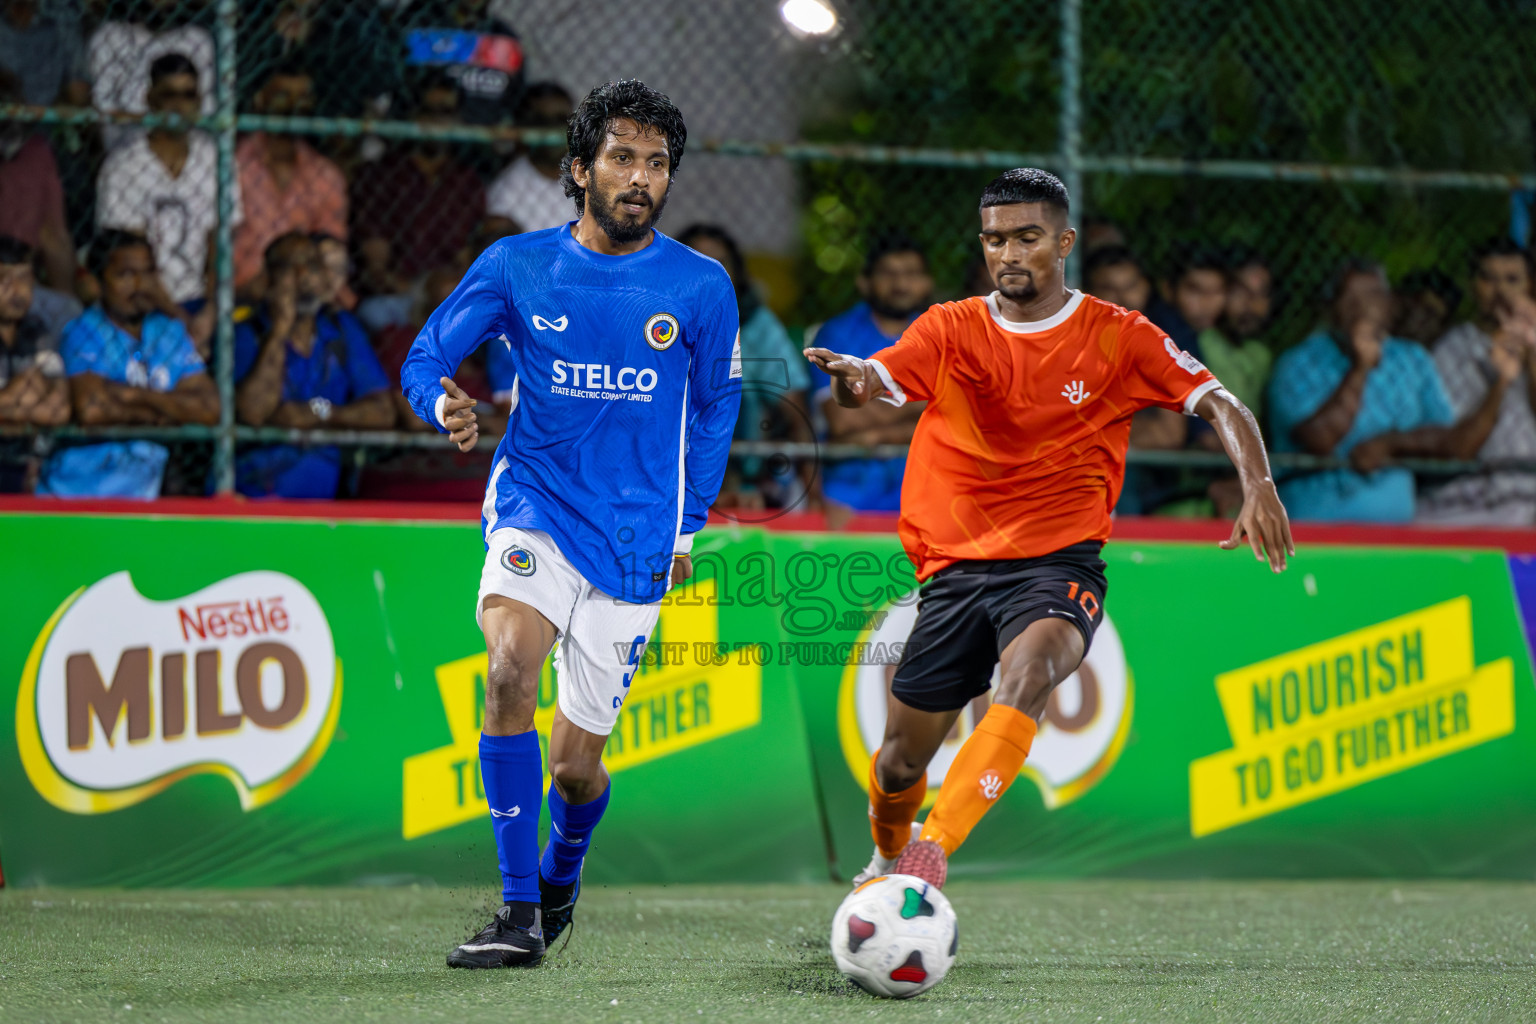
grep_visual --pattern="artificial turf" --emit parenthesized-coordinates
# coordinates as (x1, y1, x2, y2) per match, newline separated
(2, 880, 1534, 1023)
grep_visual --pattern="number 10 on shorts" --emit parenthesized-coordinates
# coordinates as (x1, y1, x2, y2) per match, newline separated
(1065, 581, 1100, 618)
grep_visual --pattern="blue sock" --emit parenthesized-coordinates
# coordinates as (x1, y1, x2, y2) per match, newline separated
(540, 780, 610, 886)
(479, 731, 543, 903)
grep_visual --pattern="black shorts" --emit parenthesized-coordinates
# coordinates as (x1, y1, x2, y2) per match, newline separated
(889, 541, 1108, 713)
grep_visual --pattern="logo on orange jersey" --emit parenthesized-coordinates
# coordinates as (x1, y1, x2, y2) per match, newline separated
(1163, 337, 1207, 375)
(1061, 380, 1090, 405)
(978, 770, 1004, 801)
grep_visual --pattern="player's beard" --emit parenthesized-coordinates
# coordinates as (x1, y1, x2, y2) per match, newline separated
(589, 181, 670, 244)
(997, 272, 1039, 304)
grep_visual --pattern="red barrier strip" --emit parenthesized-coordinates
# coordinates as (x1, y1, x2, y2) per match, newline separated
(3, 496, 1536, 553)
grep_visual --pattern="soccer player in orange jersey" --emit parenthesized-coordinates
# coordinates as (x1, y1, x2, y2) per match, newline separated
(805, 168, 1294, 888)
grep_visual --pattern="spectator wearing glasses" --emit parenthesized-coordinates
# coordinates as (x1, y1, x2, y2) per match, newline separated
(233, 231, 393, 498)
(0, 235, 68, 491)
(88, 0, 215, 151)
(1417, 238, 1536, 526)
(231, 64, 347, 301)
(97, 52, 240, 355)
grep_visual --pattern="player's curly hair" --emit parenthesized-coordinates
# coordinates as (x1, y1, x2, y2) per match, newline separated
(560, 80, 688, 216)
(979, 167, 1070, 214)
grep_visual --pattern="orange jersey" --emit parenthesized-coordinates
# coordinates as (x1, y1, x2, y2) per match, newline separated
(869, 291, 1219, 580)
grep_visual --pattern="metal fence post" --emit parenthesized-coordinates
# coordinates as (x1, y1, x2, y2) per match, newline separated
(211, 0, 238, 495)
(1059, 0, 1083, 288)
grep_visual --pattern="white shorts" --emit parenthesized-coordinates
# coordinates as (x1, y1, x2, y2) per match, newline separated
(477, 526, 660, 736)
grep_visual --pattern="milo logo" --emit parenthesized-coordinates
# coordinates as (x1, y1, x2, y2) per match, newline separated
(838, 594, 1133, 808)
(17, 571, 341, 814)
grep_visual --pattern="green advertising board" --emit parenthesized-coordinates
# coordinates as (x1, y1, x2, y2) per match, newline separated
(0, 514, 825, 888)
(1, 511, 1534, 887)
(777, 533, 1536, 880)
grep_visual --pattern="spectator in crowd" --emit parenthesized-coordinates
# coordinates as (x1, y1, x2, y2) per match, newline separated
(97, 53, 239, 355)
(312, 232, 355, 312)
(233, 232, 393, 498)
(679, 223, 812, 511)
(232, 64, 347, 300)
(0, 235, 68, 491)
(1418, 238, 1536, 525)
(1269, 259, 1509, 523)
(352, 71, 485, 283)
(1149, 245, 1218, 354)
(963, 255, 993, 298)
(374, 266, 472, 429)
(807, 234, 931, 521)
(0, 0, 88, 106)
(40, 230, 217, 499)
(0, 71, 76, 293)
(1082, 244, 1151, 312)
(1083, 245, 1188, 510)
(486, 82, 574, 233)
(89, 0, 215, 151)
(1198, 247, 1274, 421)
(358, 262, 510, 501)
(1393, 268, 1462, 348)
(404, 0, 523, 126)
(239, 0, 400, 119)
(1079, 215, 1127, 255)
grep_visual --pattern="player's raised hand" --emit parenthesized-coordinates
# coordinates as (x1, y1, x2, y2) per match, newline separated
(441, 376, 479, 452)
(1220, 481, 1294, 573)
(803, 347, 867, 393)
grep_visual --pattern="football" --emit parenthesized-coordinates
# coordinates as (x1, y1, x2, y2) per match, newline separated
(830, 874, 958, 998)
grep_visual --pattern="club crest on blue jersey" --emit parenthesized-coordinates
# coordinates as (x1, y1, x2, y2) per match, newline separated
(644, 312, 680, 351)
(501, 547, 536, 576)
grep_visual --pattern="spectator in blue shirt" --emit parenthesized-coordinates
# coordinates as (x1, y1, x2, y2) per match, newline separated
(1269, 259, 1506, 522)
(806, 235, 932, 520)
(234, 231, 394, 498)
(40, 230, 218, 499)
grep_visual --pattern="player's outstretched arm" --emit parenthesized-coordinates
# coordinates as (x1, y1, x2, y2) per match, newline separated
(803, 348, 886, 408)
(1194, 387, 1295, 573)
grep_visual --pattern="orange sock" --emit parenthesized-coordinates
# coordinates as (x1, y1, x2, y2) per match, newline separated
(868, 751, 927, 859)
(920, 704, 1038, 855)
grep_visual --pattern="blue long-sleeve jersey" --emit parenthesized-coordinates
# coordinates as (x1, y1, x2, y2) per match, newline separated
(402, 224, 742, 605)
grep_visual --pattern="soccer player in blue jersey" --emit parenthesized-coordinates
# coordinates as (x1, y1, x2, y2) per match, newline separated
(401, 80, 741, 969)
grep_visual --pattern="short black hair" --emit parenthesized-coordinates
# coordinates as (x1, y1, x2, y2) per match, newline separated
(978, 167, 1070, 215)
(149, 52, 198, 86)
(517, 81, 575, 126)
(263, 229, 314, 272)
(1470, 235, 1536, 278)
(677, 223, 746, 281)
(862, 232, 927, 276)
(560, 80, 687, 216)
(1167, 243, 1227, 287)
(1225, 244, 1269, 275)
(1321, 257, 1387, 304)
(0, 234, 34, 267)
(1397, 267, 1462, 313)
(1083, 245, 1147, 286)
(87, 229, 152, 276)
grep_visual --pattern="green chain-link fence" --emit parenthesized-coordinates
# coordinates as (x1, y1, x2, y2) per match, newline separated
(1, 0, 1534, 504)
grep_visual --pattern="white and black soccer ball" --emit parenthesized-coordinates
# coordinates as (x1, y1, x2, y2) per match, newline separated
(830, 873, 957, 998)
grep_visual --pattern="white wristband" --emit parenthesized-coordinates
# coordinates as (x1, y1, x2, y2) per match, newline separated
(434, 392, 448, 428)
(673, 532, 696, 556)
